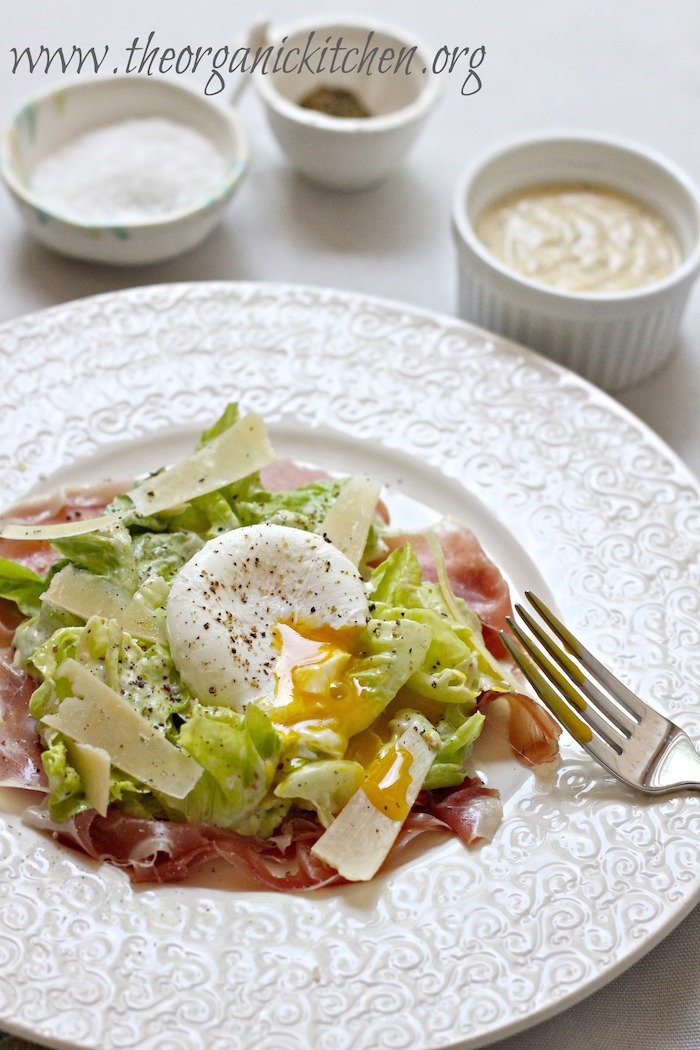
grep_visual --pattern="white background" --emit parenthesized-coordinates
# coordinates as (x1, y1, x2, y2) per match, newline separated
(1, 0, 699, 475)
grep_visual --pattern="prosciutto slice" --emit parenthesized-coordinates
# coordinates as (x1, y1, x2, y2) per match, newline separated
(260, 459, 331, 492)
(0, 647, 44, 789)
(399, 776, 503, 851)
(22, 806, 343, 889)
(412, 777, 503, 844)
(478, 690, 562, 767)
(23, 776, 503, 889)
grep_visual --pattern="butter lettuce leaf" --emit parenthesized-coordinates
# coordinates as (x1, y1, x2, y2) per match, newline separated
(30, 614, 192, 821)
(0, 556, 46, 616)
(162, 703, 288, 836)
(361, 545, 512, 785)
(423, 711, 486, 789)
(367, 545, 510, 708)
(12, 602, 84, 675)
(52, 521, 139, 592)
(274, 759, 364, 828)
(40, 726, 161, 822)
(28, 615, 190, 733)
(131, 530, 204, 582)
(350, 616, 431, 720)
(196, 401, 241, 447)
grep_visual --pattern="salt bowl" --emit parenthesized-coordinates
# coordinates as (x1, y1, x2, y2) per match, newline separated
(1, 75, 249, 265)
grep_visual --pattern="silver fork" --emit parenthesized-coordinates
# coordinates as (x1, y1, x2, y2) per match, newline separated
(500, 591, 700, 794)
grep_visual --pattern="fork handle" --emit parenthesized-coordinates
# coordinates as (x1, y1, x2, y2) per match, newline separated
(644, 726, 700, 792)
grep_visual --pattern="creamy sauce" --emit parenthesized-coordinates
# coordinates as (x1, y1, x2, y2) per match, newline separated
(475, 182, 681, 294)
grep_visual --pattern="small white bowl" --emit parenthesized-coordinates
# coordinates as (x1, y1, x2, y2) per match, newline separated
(254, 15, 441, 191)
(452, 132, 700, 391)
(0, 76, 249, 266)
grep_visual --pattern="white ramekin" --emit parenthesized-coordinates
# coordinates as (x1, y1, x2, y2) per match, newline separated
(451, 132, 700, 392)
(255, 16, 441, 191)
(0, 76, 249, 266)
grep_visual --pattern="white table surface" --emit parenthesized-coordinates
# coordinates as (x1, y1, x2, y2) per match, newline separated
(0, 2, 698, 1049)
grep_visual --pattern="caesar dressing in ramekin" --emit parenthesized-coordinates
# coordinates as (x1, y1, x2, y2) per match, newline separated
(452, 132, 700, 392)
(475, 181, 682, 295)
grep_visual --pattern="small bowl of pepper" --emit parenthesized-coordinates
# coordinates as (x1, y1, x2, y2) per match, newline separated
(451, 131, 700, 391)
(254, 15, 441, 191)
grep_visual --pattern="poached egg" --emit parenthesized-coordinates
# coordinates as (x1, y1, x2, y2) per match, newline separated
(166, 523, 370, 711)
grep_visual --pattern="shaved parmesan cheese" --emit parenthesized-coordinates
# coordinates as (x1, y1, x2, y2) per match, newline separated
(42, 565, 166, 644)
(128, 414, 276, 516)
(66, 739, 111, 816)
(311, 723, 437, 881)
(42, 660, 202, 799)
(320, 475, 382, 566)
(0, 415, 276, 542)
(0, 512, 124, 542)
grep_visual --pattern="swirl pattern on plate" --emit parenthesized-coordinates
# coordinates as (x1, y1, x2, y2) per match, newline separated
(0, 281, 699, 1050)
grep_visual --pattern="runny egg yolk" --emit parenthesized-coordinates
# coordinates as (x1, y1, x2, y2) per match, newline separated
(363, 744, 414, 821)
(266, 622, 379, 747)
(268, 624, 417, 821)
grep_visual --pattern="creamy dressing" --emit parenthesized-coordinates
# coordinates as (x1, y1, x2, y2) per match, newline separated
(475, 181, 682, 293)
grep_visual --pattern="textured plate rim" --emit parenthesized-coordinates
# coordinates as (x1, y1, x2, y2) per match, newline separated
(0, 279, 698, 1050)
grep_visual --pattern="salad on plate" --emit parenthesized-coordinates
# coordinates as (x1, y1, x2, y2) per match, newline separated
(0, 405, 560, 890)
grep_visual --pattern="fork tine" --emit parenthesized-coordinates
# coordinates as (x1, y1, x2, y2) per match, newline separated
(504, 617, 627, 754)
(499, 630, 589, 739)
(499, 631, 617, 766)
(525, 591, 647, 721)
(503, 593, 700, 795)
(513, 603, 638, 741)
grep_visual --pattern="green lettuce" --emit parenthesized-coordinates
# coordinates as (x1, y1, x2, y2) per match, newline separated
(40, 726, 161, 822)
(29, 615, 189, 731)
(162, 703, 287, 836)
(367, 544, 510, 708)
(12, 601, 84, 675)
(0, 556, 46, 616)
(361, 544, 513, 787)
(349, 615, 431, 723)
(52, 521, 139, 591)
(424, 711, 486, 789)
(131, 530, 204, 582)
(274, 759, 364, 828)
(29, 614, 192, 821)
(196, 401, 241, 447)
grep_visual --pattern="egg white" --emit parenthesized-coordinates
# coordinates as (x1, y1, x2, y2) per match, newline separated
(166, 523, 370, 710)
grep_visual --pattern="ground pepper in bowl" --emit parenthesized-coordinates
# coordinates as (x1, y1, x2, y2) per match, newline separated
(299, 86, 371, 118)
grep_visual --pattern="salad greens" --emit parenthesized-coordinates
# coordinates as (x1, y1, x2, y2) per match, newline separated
(0, 557, 46, 616)
(1, 404, 513, 844)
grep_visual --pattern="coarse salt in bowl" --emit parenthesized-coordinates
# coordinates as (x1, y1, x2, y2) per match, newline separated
(452, 131, 700, 392)
(0, 75, 249, 265)
(254, 15, 441, 191)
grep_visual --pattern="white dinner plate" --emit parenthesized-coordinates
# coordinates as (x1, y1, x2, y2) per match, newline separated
(0, 281, 699, 1050)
